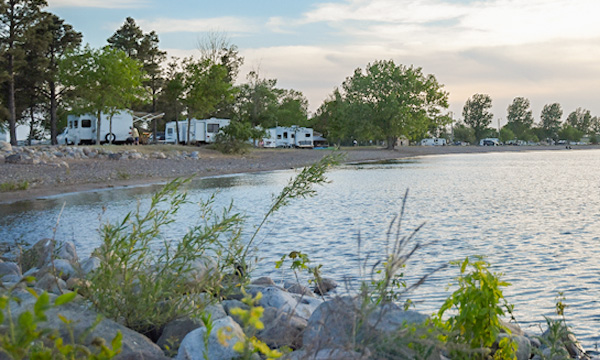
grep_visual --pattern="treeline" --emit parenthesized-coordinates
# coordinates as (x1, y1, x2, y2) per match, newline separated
(0, 1, 310, 146)
(1, 1, 597, 148)
(456, 94, 600, 145)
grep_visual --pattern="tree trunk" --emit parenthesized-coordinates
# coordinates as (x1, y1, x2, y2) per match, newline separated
(8, 53, 17, 146)
(186, 116, 191, 145)
(28, 107, 35, 146)
(96, 110, 102, 144)
(50, 81, 58, 145)
(386, 136, 396, 150)
(109, 114, 113, 144)
(175, 104, 180, 144)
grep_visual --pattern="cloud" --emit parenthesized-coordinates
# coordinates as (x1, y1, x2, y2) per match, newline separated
(48, 0, 148, 8)
(137, 17, 258, 35)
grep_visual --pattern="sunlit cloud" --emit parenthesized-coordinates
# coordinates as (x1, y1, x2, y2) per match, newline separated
(137, 17, 258, 34)
(48, 0, 148, 8)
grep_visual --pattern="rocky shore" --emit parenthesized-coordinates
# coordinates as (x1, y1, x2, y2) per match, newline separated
(0, 141, 594, 204)
(0, 238, 595, 360)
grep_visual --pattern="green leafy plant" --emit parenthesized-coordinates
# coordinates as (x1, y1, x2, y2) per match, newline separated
(0, 180, 29, 192)
(275, 250, 322, 287)
(532, 292, 575, 360)
(227, 291, 282, 360)
(85, 178, 245, 337)
(0, 280, 121, 359)
(434, 256, 517, 359)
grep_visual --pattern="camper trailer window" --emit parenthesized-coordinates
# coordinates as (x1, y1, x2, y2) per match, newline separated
(73, 120, 78, 128)
(305, 133, 310, 137)
(207, 124, 219, 133)
(291, 134, 295, 138)
(283, 132, 288, 138)
(277, 134, 282, 139)
(81, 119, 91, 128)
(167, 128, 173, 135)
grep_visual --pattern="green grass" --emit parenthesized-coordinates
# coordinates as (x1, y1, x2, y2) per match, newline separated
(0, 180, 29, 192)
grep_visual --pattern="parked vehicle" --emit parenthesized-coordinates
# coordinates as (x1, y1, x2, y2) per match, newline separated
(479, 138, 500, 146)
(64, 110, 134, 145)
(164, 118, 230, 144)
(420, 138, 447, 146)
(261, 126, 314, 148)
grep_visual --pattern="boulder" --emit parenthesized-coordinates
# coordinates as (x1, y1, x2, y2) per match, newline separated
(258, 306, 308, 350)
(246, 286, 322, 321)
(35, 272, 67, 294)
(176, 316, 245, 360)
(314, 277, 338, 295)
(286, 348, 370, 360)
(80, 256, 102, 275)
(251, 276, 276, 287)
(42, 259, 77, 280)
(7, 289, 169, 359)
(0, 140, 12, 151)
(22, 238, 55, 272)
(283, 280, 315, 297)
(0, 261, 21, 281)
(303, 296, 429, 352)
(496, 334, 531, 360)
(57, 241, 78, 263)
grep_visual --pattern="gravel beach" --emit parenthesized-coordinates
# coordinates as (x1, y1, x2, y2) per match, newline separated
(0, 144, 591, 204)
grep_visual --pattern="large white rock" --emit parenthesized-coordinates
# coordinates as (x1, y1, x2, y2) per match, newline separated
(176, 316, 244, 360)
(247, 286, 322, 321)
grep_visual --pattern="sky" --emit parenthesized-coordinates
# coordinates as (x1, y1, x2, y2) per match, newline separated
(47, 0, 600, 127)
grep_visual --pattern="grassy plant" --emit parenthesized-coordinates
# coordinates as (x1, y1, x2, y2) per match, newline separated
(115, 170, 130, 180)
(275, 250, 323, 288)
(241, 153, 343, 264)
(0, 279, 121, 359)
(0, 180, 29, 192)
(532, 292, 577, 360)
(434, 256, 517, 360)
(85, 178, 245, 337)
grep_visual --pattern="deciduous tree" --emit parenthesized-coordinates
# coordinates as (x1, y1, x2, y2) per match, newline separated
(540, 103, 562, 142)
(506, 97, 534, 141)
(566, 108, 591, 134)
(462, 93, 493, 142)
(60, 45, 145, 144)
(338, 60, 449, 149)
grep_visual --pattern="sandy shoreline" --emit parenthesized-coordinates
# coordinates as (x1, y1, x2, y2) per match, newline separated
(0, 144, 594, 204)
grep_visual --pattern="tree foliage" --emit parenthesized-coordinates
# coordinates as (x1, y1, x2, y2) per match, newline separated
(235, 70, 308, 129)
(59, 45, 145, 143)
(506, 97, 534, 141)
(0, 0, 48, 145)
(566, 107, 591, 134)
(462, 93, 493, 142)
(328, 60, 449, 149)
(540, 103, 562, 142)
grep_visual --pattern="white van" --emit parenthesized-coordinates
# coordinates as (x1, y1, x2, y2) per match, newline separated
(64, 110, 134, 145)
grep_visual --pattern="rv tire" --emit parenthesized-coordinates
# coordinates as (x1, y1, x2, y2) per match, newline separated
(105, 133, 116, 143)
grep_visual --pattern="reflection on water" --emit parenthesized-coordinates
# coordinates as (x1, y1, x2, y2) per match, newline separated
(1, 149, 600, 348)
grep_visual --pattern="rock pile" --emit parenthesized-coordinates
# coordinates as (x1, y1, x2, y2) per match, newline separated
(0, 239, 595, 360)
(0, 143, 205, 166)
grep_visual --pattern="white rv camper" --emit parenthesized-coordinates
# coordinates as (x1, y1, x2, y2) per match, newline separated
(261, 126, 314, 148)
(164, 118, 230, 144)
(63, 110, 134, 145)
(419, 138, 446, 146)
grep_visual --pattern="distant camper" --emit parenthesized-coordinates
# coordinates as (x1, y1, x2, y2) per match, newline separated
(420, 138, 447, 146)
(164, 118, 230, 144)
(479, 138, 500, 146)
(261, 126, 314, 148)
(62, 110, 134, 145)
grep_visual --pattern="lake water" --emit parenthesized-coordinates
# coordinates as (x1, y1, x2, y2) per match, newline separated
(1, 149, 600, 349)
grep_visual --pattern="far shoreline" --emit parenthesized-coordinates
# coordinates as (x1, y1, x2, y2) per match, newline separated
(1, 144, 597, 204)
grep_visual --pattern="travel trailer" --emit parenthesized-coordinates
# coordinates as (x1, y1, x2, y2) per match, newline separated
(261, 126, 314, 148)
(63, 110, 134, 145)
(164, 118, 230, 144)
(420, 137, 447, 146)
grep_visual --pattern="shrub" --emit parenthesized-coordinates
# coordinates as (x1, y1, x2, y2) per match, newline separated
(85, 179, 245, 337)
(434, 256, 517, 359)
